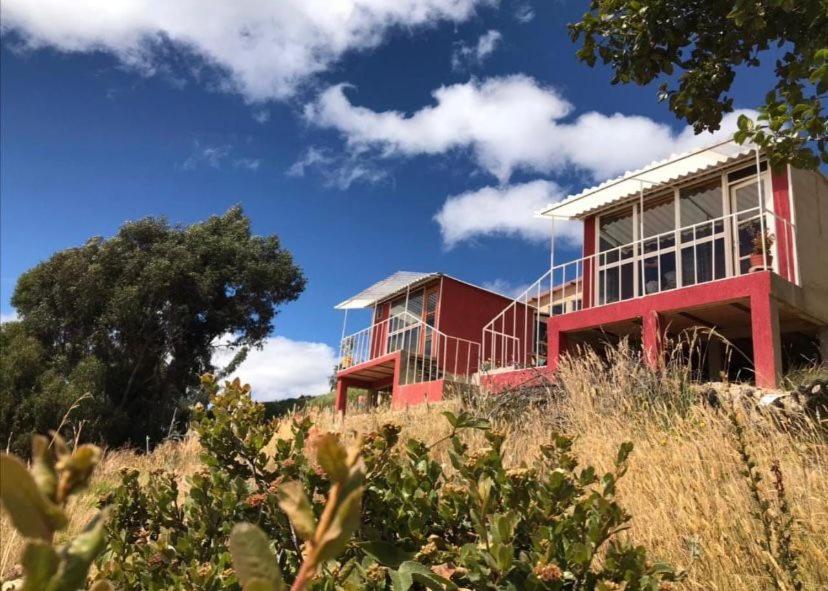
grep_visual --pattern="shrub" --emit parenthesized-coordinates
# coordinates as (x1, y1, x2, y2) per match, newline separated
(96, 376, 682, 590)
(0, 434, 112, 590)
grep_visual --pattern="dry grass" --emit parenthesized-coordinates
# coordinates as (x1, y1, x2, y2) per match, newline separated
(2, 344, 826, 589)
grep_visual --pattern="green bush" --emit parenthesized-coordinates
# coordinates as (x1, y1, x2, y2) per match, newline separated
(94, 376, 681, 590)
(0, 435, 113, 591)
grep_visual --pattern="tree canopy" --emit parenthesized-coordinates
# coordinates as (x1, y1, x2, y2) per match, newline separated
(570, 0, 828, 168)
(1, 207, 304, 453)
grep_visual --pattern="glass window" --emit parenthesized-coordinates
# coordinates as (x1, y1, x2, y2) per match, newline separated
(728, 161, 766, 184)
(680, 180, 723, 229)
(599, 207, 634, 252)
(643, 193, 675, 238)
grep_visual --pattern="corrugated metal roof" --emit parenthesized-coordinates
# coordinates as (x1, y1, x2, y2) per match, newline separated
(538, 140, 756, 220)
(335, 271, 438, 310)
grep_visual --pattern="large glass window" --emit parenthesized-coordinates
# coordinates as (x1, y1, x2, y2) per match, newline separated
(679, 180, 726, 286)
(599, 207, 634, 252)
(598, 207, 635, 304)
(388, 292, 423, 352)
(641, 194, 677, 294)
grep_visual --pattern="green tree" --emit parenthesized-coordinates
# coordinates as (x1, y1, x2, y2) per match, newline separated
(2, 207, 304, 452)
(570, 0, 828, 168)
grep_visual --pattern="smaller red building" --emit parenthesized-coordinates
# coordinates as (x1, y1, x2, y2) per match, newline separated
(334, 272, 526, 412)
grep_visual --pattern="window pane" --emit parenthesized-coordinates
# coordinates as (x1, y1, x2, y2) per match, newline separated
(599, 207, 634, 251)
(643, 194, 675, 238)
(680, 180, 723, 228)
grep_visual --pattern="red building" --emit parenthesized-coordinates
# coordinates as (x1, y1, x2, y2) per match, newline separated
(335, 142, 828, 413)
(334, 272, 528, 412)
(482, 141, 828, 390)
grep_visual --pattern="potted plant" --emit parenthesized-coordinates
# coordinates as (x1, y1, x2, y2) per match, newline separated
(750, 228, 774, 270)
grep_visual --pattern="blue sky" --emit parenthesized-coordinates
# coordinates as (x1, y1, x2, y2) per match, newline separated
(0, 0, 778, 399)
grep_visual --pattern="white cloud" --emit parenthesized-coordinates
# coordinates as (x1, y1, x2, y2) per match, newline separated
(181, 141, 261, 171)
(306, 75, 755, 184)
(0, 311, 19, 324)
(482, 278, 532, 298)
(513, 4, 535, 24)
(212, 336, 337, 401)
(434, 179, 582, 247)
(451, 29, 502, 70)
(252, 108, 270, 124)
(1, 0, 489, 102)
(288, 146, 387, 189)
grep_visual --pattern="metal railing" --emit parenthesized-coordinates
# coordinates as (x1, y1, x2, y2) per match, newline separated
(338, 311, 480, 385)
(481, 206, 798, 372)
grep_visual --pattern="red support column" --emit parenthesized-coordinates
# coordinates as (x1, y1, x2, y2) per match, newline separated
(751, 292, 782, 389)
(335, 378, 349, 415)
(547, 320, 567, 372)
(582, 217, 596, 309)
(642, 310, 664, 369)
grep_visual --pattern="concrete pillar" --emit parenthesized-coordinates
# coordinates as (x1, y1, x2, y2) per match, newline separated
(547, 320, 567, 372)
(642, 310, 664, 369)
(706, 338, 724, 382)
(335, 378, 349, 415)
(750, 293, 782, 389)
(819, 326, 828, 365)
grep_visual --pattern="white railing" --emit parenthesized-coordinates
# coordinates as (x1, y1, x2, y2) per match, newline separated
(481, 206, 798, 372)
(338, 311, 480, 385)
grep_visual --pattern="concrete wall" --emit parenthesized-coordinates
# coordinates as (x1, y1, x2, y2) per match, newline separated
(789, 166, 828, 323)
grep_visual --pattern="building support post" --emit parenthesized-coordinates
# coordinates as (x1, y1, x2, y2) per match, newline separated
(706, 338, 724, 382)
(818, 326, 828, 367)
(547, 319, 567, 372)
(335, 378, 350, 416)
(750, 293, 782, 389)
(642, 310, 664, 370)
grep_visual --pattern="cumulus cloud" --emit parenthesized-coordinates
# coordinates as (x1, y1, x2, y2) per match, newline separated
(434, 179, 582, 247)
(307, 75, 755, 184)
(1, 0, 489, 102)
(451, 29, 502, 71)
(212, 336, 337, 401)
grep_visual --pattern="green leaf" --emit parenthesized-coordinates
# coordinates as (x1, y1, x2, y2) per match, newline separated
(615, 442, 634, 467)
(0, 454, 67, 540)
(316, 485, 363, 564)
(276, 481, 317, 541)
(359, 540, 416, 568)
(47, 509, 109, 591)
(391, 561, 456, 591)
(30, 436, 57, 502)
(20, 540, 58, 591)
(315, 434, 348, 482)
(229, 523, 284, 591)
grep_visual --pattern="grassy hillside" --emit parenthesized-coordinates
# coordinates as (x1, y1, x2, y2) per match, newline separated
(2, 347, 826, 589)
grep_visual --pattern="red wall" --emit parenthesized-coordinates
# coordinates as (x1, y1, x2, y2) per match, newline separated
(771, 166, 795, 282)
(438, 277, 534, 372)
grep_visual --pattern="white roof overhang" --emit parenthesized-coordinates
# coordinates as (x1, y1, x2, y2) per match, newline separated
(537, 140, 758, 220)
(335, 271, 438, 310)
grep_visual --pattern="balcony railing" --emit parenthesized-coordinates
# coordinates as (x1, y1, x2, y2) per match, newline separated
(481, 206, 797, 372)
(338, 311, 480, 385)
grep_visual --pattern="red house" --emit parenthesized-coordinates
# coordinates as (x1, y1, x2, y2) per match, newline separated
(334, 272, 529, 412)
(334, 141, 828, 414)
(482, 141, 828, 390)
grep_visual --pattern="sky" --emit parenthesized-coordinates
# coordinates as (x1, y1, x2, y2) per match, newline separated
(0, 0, 779, 400)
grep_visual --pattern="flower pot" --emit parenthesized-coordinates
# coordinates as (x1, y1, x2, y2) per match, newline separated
(749, 252, 772, 270)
